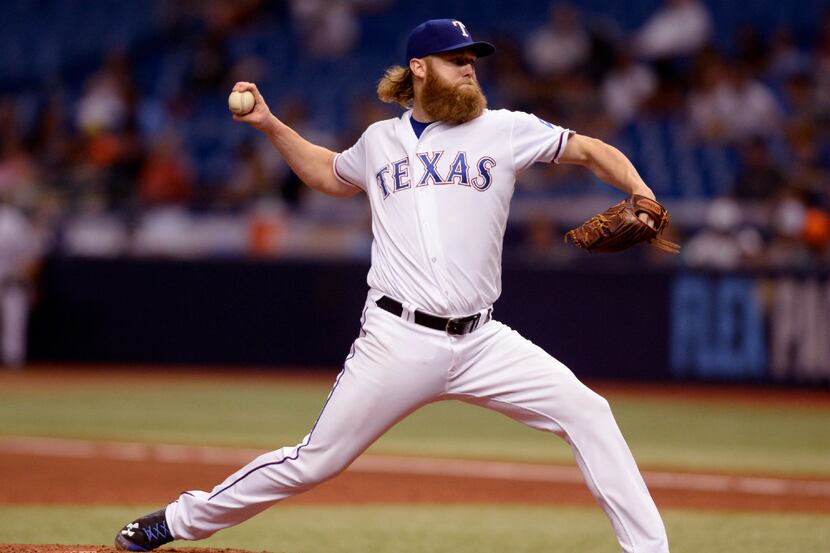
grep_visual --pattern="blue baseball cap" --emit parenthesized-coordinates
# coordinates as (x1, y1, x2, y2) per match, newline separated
(405, 19, 495, 64)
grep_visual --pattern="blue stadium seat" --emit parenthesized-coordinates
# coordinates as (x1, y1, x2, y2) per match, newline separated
(1, 0, 822, 198)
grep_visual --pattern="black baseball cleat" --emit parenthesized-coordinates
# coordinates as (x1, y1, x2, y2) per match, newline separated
(114, 508, 175, 551)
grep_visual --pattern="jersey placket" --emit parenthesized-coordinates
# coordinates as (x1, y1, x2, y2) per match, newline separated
(412, 126, 453, 313)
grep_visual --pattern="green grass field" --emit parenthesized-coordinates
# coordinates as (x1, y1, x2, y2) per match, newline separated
(1, 376, 828, 475)
(0, 505, 828, 553)
(1, 372, 829, 552)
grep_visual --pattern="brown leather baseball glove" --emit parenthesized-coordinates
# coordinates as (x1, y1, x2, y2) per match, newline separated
(564, 194, 680, 253)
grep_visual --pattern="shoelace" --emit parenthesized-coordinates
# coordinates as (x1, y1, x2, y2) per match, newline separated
(142, 520, 171, 543)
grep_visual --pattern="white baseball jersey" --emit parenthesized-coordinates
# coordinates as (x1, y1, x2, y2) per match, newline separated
(333, 109, 571, 316)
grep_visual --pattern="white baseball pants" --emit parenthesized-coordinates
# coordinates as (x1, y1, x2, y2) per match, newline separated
(167, 290, 669, 553)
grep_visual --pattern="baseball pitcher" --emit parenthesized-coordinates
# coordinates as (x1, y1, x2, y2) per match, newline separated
(116, 19, 671, 553)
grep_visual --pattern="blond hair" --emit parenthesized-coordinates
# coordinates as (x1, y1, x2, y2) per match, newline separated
(377, 65, 414, 108)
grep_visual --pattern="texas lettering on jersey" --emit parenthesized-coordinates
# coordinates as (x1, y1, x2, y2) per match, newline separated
(374, 151, 497, 198)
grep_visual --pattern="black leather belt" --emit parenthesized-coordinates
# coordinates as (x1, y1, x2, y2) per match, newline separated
(375, 295, 491, 335)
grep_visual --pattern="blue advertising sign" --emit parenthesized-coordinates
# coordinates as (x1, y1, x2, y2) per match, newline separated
(670, 273, 830, 383)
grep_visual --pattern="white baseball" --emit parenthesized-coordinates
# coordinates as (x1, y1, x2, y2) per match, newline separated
(228, 90, 255, 115)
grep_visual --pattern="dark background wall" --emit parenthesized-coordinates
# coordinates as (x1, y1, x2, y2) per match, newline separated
(29, 258, 829, 385)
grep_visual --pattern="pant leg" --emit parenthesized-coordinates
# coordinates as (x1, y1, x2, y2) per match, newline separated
(445, 320, 669, 553)
(167, 297, 452, 540)
(1, 283, 29, 368)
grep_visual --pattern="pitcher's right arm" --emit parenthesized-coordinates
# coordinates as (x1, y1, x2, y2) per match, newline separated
(231, 82, 361, 198)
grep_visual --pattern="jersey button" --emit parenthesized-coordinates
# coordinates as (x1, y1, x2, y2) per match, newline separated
(431, 257, 437, 263)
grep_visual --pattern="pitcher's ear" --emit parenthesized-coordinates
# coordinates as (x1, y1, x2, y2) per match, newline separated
(410, 58, 427, 79)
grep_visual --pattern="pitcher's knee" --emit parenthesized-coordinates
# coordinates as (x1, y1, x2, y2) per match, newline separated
(294, 452, 350, 486)
(573, 386, 613, 420)
(299, 464, 338, 485)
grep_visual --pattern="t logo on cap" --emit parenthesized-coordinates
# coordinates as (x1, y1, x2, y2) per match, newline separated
(452, 20, 469, 37)
(405, 19, 495, 64)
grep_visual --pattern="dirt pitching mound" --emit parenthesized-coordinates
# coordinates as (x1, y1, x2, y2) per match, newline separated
(0, 547, 266, 553)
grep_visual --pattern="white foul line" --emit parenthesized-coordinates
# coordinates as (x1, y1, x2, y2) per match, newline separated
(2, 436, 829, 498)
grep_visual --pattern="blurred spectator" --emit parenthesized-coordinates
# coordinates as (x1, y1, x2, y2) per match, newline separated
(0, 131, 39, 208)
(688, 60, 783, 142)
(229, 54, 271, 89)
(200, 0, 267, 33)
(765, 193, 815, 268)
(733, 24, 769, 75)
(347, 95, 399, 138)
(71, 52, 147, 212)
(105, 124, 145, 210)
(513, 212, 576, 266)
(290, 0, 360, 59)
(635, 0, 712, 60)
(551, 73, 607, 135)
(682, 197, 763, 269)
(188, 32, 230, 93)
(786, 121, 828, 201)
(76, 51, 134, 134)
(275, 98, 339, 209)
(766, 29, 811, 81)
(600, 51, 657, 125)
(523, 3, 590, 77)
(62, 191, 129, 257)
(722, 64, 784, 140)
(732, 138, 787, 199)
(802, 206, 830, 254)
(136, 94, 172, 140)
(289, 0, 393, 60)
(138, 134, 195, 206)
(781, 72, 817, 120)
(2, 1, 830, 267)
(223, 138, 281, 208)
(0, 200, 41, 369)
(79, 121, 145, 211)
(487, 33, 536, 107)
(814, 11, 830, 121)
(29, 92, 74, 178)
(131, 207, 201, 258)
(246, 198, 288, 257)
(583, 19, 619, 84)
(687, 55, 730, 140)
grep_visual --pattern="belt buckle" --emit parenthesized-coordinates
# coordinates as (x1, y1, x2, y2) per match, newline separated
(446, 312, 481, 335)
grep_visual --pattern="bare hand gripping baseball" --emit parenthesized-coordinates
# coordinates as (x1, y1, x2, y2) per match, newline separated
(229, 82, 273, 131)
(228, 82, 359, 197)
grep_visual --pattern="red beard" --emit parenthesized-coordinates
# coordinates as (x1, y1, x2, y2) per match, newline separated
(420, 64, 487, 125)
